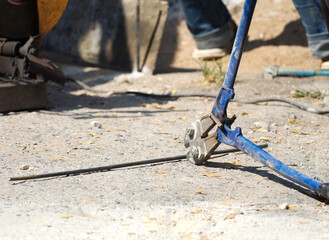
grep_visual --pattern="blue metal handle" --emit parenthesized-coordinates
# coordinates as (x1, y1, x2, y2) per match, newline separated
(216, 125, 322, 192)
(222, 0, 256, 89)
(208, 0, 329, 200)
(212, 0, 257, 124)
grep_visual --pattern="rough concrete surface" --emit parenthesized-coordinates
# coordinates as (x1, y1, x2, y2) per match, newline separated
(0, 65, 328, 239)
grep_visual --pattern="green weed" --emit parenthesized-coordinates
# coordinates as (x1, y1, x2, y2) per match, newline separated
(200, 60, 225, 85)
(291, 87, 324, 99)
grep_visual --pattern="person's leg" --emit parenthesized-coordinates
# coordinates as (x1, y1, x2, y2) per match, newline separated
(180, 0, 236, 60)
(321, 0, 329, 31)
(292, 0, 329, 65)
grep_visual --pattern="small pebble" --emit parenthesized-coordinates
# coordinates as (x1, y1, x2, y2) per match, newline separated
(253, 121, 269, 131)
(279, 203, 289, 210)
(323, 96, 329, 106)
(288, 113, 297, 120)
(20, 165, 29, 170)
(90, 121, 102, 129)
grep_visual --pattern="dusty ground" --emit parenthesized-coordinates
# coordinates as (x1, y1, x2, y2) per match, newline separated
(1, 0, 329, 239)
(0, 67, 328, 239)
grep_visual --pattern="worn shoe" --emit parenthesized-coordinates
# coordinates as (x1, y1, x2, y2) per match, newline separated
(321, 61, 329, 70)
(321, 56, 329, 69)
(193, 20, 237, 61)
(192, 47, 229, 60)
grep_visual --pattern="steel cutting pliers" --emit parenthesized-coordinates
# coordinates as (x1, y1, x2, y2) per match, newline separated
(184, 0, 329, 200)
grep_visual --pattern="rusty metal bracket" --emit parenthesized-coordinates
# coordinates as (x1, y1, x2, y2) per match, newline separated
(0, 37, 66, 85)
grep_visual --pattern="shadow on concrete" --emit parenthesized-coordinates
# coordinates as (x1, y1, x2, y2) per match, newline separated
(46, 84, 187, 118)
(155, 16, 307, 72)
(245, 19, 308, 52)
(204, 160, 323, 202)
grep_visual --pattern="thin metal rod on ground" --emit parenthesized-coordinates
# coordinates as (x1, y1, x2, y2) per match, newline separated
(9, 144, 268, 181)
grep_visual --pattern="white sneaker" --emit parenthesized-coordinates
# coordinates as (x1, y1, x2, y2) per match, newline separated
(321, 61, 329, 70)
(192, 48, 228, 61)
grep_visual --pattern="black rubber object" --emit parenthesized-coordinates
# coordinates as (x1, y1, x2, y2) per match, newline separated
(317, 183, 329, 200)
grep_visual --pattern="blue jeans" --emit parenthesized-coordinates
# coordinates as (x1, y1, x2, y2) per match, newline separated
(179, 0, 235, 49)
(293, 0, 329, 58)
(181, 0, 329, 58)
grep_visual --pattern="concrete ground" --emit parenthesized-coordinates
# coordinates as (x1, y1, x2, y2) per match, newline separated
(0, 65, 328, 239)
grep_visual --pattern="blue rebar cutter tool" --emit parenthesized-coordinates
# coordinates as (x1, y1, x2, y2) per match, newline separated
(184, 0, 329, 200)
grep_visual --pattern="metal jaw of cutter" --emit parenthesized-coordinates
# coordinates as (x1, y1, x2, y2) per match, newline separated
(184, 113, 237, 165)
(184, 0, 329, 201)
(184, 114, 219, 165)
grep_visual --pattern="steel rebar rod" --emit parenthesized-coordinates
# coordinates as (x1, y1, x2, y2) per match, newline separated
(9, 144, 268, 181)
